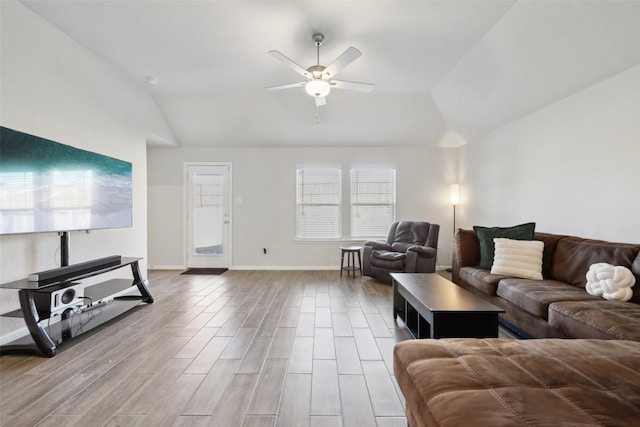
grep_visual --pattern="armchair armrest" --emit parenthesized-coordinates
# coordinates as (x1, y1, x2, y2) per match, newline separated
(406, 245, 438, 273)
(407, 245, 436, 258)
(362, 241, 391, 277)
(363, 240, 392, 251)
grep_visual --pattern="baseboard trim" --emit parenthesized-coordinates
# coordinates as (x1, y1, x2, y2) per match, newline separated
(148, 265, 340, 271)
(149, 265, 451, 272)
(147, 265, 186, 270)
(0, 325, 30, 347)
(231, 266, 338, 271)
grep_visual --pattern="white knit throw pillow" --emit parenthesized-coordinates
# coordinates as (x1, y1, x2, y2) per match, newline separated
(490, 238, 543, 280)
(586, 263, 636, 301)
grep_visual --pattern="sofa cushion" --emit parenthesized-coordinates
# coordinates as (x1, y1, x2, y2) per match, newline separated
(394, 338, 640, 427)
(473, 222, 536, 269)
(549, 300, 640, 340)
(458, 267, 506, 296)
(370, 250, 405, 270)
(533, 232, 567, 279)
(392, 221, 429, 246)
(551, 237, 640, 289)
(491, 238, 544, 279)
(496, 278, 598, 319)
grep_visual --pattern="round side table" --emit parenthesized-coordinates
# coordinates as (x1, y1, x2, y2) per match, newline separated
(340, 246, 362, 278)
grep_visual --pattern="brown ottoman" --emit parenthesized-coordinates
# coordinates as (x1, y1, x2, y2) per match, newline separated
(394, 338, 640, 426)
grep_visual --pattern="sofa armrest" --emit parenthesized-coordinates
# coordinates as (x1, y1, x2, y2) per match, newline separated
(452, 229, 480, 284)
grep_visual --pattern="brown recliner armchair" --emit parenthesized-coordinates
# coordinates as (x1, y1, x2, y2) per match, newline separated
(363, 221, 439, 284)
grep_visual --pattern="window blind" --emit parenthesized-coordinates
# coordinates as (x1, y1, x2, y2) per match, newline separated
(296, 168, 341, 238)
(351, 168, 396, 238)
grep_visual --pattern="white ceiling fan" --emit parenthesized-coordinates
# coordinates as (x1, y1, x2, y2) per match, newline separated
(266, 33, 374, 112)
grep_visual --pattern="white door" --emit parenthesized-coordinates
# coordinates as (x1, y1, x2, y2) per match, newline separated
(186, 163, 231, 268)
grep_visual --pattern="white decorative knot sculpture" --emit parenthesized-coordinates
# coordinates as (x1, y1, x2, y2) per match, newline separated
(585, 263, 636, 302)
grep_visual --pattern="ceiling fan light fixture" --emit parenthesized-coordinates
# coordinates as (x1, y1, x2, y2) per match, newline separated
(305, 79, 330, 97)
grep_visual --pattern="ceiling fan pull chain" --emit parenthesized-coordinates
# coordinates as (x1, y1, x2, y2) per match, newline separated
(315, 105, 320, 125)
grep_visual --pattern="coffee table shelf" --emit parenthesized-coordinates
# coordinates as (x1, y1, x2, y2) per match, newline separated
(391, 273, 504, 339)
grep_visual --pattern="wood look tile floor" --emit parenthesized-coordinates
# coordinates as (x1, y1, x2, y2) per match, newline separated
(0, 270, 513, 426)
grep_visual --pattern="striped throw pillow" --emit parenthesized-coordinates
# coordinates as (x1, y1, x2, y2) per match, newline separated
(490, 238, 543, 280)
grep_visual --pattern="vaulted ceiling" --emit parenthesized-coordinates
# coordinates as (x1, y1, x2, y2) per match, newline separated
(20, 0, 640, 148)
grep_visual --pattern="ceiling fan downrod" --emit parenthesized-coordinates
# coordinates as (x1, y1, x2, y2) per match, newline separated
(313, 33, 324, 66)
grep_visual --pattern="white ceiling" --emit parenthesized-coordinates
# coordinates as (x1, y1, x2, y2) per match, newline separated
(20, 0, 640, 148)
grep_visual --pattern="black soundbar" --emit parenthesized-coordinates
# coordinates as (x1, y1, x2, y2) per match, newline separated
(28, 256, 122, 286)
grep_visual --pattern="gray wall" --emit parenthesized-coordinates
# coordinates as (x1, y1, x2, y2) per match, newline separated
(458, 64, 640, 243)
(147, 145, 458, 270)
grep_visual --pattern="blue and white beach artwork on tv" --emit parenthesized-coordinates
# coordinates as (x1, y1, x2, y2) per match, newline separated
(0, 126, 133, 235)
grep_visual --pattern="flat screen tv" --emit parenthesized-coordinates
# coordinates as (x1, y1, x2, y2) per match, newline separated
(0, 126, 132, 235)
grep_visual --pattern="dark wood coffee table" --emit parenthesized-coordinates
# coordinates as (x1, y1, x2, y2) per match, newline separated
(391, 273, 504, 339)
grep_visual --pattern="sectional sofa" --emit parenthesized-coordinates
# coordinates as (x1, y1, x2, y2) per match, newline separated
(452, 229, 640, 340)
(394, 337, 640, 426)
(394, 229, 640, 426)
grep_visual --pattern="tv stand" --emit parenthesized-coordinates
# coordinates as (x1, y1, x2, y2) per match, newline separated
(0, 257, 153, 357)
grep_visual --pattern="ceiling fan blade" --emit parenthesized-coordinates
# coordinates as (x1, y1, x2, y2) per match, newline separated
(323, 47, 362, 79)
(265, 82, 306, 91)
(268, 50, 310, 78)
(315, 96, 327, 107)
(329, 80, 374, 93)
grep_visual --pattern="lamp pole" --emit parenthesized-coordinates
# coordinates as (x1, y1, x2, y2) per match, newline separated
(447, 184, 460, 273)
(450, 184, 460, 237)
(452, 205, 456, 237)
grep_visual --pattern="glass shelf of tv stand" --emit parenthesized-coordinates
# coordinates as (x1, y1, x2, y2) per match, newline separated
(2, 285, 143, 349)
(0, 257, 154, 357)
(0, 257, 144, 290)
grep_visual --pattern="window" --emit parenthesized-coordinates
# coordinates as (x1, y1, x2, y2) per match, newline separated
(351, 168, 396, 238)
(296, 168, 341, 238)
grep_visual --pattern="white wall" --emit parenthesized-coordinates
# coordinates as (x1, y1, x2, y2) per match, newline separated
(458, 64, 640, 243)
(147, 145, 458, 270)
(0, 2, 169, 341)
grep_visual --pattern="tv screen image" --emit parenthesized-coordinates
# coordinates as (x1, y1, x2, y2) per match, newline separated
(0, 126, 132, 235)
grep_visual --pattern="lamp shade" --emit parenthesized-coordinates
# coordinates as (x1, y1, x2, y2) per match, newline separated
(305, 79, 330, 97)
(450, 184, 460, 205)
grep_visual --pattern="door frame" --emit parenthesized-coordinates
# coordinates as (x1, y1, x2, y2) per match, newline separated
(183, 162, 232, 269)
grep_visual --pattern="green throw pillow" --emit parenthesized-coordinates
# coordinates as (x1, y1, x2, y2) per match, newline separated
(473, 222, 536, 269)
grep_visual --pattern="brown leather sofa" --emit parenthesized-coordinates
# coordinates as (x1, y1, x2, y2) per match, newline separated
(452, 229, 640, 340)
(363, 221, 439, 284)
(394, 338, 640, 427)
